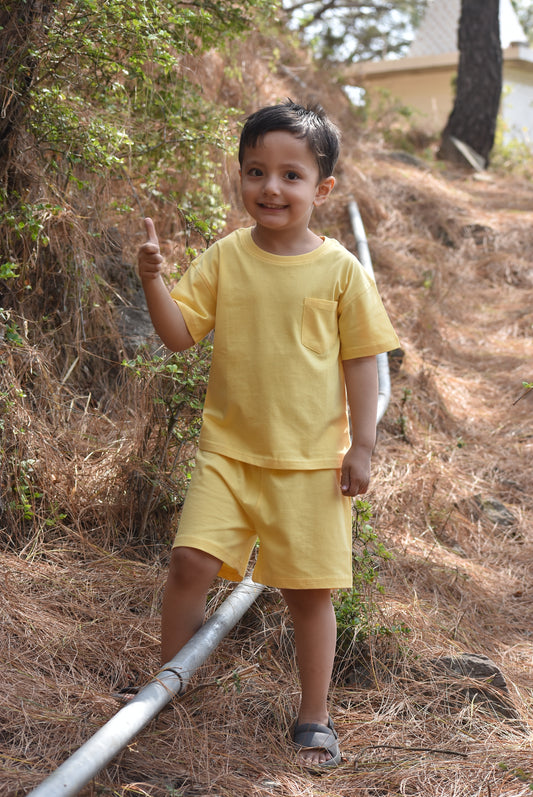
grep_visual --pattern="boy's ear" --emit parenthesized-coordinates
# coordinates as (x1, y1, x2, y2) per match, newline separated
(314, 176, 335, 206)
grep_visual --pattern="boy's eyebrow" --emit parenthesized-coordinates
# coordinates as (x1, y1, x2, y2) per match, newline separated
(241, 157, 313, 171)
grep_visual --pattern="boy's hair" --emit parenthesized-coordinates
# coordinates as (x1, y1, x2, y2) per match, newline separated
(238, 99, 341, 181)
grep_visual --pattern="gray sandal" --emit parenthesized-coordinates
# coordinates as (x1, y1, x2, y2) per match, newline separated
(292, 716, 342, 768)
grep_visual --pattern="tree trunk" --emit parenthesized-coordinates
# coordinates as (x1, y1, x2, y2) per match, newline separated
(438, 0, 502, 167)
(0, 1, 53, 164)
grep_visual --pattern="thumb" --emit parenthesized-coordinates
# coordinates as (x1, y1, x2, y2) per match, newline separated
(144, 217, 159, 245)
(340, 464, 350, 494)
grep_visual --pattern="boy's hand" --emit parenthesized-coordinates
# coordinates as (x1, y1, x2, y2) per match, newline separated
(137, 217, 163, 280)
(340, 444, 372, 497)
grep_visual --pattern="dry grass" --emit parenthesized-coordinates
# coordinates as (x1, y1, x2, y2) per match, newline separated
(2, 33, 533, 797)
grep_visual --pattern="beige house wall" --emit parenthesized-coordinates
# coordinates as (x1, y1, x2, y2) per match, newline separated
(354, 46, 533, 144)
(502, 64, 533, 144)
(362, 67, 455, 131)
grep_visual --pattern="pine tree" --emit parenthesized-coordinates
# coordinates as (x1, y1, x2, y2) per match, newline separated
(438, 0, 502, 166)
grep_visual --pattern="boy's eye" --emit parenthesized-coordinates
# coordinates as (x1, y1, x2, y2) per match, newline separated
(285, 171, 300, 181)
(247, 167, 263, 177)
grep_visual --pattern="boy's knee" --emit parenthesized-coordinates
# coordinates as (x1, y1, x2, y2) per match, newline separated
(168, 546, 220, 584)
(282, 587, 332, 614)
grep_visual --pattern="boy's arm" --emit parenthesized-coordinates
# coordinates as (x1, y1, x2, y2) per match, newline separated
(137, 218, 195, 352)
(340, 355, 378, 497)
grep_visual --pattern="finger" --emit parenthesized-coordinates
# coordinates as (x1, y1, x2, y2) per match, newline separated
(340, 467, 351, 494)
(342, 474, 368, 497)
(144, 217, 159, 245)
(139, 242, 162, 257)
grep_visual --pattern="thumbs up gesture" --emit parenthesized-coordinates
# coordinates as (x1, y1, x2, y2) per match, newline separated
(137, 217, 164, 281)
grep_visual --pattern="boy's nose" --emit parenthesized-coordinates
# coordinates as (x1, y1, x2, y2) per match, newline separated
(263, 175, 281, 195)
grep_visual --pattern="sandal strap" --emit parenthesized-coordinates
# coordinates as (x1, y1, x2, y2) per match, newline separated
(293, 717, 339, 755)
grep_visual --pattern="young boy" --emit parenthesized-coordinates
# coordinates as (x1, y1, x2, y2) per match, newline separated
(137, 100, 399, 768)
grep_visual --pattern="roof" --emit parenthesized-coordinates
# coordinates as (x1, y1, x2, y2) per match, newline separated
(409, 0, 528, 57)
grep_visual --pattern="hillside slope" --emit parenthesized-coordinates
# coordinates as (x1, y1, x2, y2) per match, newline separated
(2, 31, 533, 797)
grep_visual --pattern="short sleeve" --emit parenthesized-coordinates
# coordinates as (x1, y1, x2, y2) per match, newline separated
(338, 271, 399, 360)
(170, 248, 218, 342)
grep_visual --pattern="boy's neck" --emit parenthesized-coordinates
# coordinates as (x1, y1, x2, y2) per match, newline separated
(251, 225, 323, 256)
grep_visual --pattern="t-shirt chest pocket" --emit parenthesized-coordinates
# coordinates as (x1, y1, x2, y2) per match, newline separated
(301, 297, 339, 355)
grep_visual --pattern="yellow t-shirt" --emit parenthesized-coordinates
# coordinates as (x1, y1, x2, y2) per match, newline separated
(171, 227, 399, 469)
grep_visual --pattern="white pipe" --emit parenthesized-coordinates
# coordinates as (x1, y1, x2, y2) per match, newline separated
(27, 576, 265, 797)
(348, 199, 392, 424)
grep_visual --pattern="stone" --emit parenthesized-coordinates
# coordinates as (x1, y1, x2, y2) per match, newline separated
(455, 494, 518, 531)
(431, 653, 523, 722)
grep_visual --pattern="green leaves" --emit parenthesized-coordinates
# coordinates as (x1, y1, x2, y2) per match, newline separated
(0, 263, 20, 280)
(6, 0, 277, 229)
(0, 192, 63, 287)
(285, 0, 430, 63)
(122, 337, 213, 436)
(513, 380, 533, 405)
(0, 0, 279, 325)
(0, 310, 24, 345)
(334, 498, 397, 648)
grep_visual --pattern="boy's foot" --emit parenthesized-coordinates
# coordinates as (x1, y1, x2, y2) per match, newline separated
(292, 716, 341, 769)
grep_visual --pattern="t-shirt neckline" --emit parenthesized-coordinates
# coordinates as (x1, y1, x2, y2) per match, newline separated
(241, 227, 329, 264)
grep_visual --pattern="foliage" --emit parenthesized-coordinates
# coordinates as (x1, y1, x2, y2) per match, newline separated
(512, 0, 533, 45)
(1, 0, 277, 249)
(0, 0, 277, 546)
(491, 104, 533, 175)
(284, 0, 533, 64)
(513, 380, 533, 405)
(122, 337, 213, 540)
(333, 498, 401, 653)
(283, 0, 428, 62)
(355, 87, 425, 150)
(0, 336, 67, 550)
(0, 188, 62, 282)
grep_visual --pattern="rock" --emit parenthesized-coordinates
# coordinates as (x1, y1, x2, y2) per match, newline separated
(116, 290, 159, 356)
(461, 223, 495, 247)
(455, 494, 519, 534)
(476, 497, 517, 527)
(431, 653, 523, 723)
(433, 653, 507, 688)
(386, 151, 429, 170)
(387, 347, 405, 375)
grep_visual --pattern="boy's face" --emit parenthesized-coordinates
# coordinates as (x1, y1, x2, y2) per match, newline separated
(239, 130, 334, 241)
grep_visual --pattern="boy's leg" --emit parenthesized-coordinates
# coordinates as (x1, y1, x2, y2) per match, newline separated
(281, 587, 337, 766)
(161, 545, 222, 664)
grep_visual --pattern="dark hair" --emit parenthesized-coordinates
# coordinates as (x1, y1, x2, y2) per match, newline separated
(238, 99, 340, 181)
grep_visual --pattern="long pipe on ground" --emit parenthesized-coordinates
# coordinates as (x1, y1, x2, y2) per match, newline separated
(27, 576, 265, 797)
(348, 198, 392, 424)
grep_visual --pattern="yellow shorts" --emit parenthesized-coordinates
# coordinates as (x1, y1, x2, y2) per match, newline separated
(173, 449, 353, 589)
